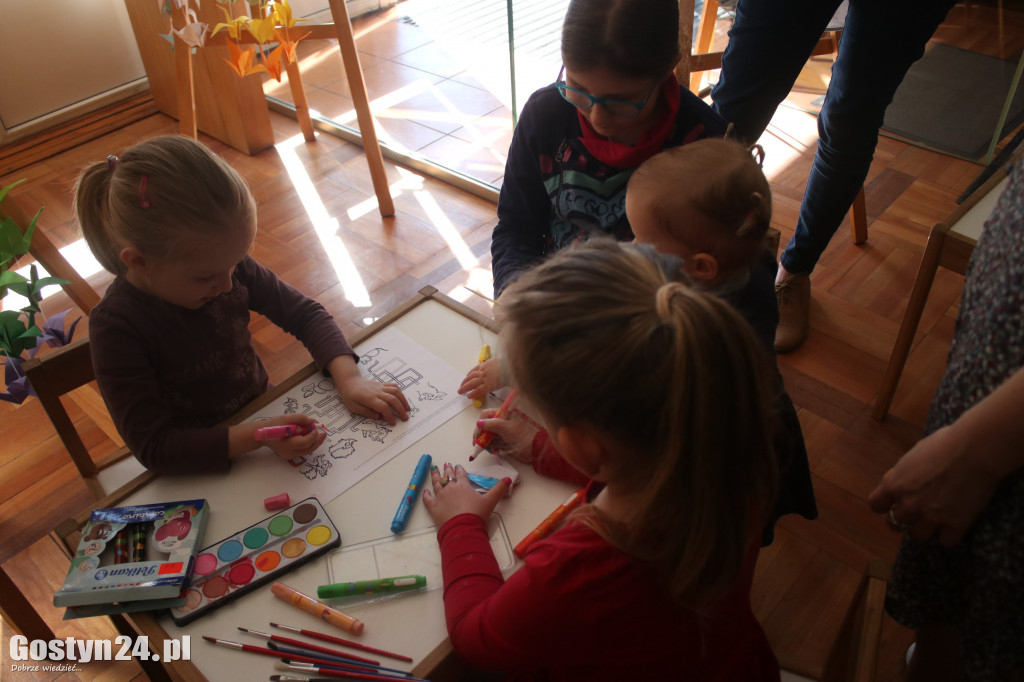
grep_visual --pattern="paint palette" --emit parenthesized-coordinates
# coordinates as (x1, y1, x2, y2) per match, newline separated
(171, 497, 340, 625)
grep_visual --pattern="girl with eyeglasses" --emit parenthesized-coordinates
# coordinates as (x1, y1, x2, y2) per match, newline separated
(488, 0, 727, 300)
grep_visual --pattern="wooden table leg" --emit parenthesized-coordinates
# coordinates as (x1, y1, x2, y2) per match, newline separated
(173, 5, 197, 139)
(328, 0, 395, 217)
(689, 0, 719, 93)
(286, 59, 316, 142)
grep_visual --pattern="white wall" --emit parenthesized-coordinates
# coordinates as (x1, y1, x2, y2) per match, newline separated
(0, 0, 393, 140)
(0, 0, 146, 130)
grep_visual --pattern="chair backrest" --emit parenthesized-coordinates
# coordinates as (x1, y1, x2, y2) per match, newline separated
(22, 337, 131, 498)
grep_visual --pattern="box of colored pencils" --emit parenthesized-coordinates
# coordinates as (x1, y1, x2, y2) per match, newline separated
(54, 499, 210, 610)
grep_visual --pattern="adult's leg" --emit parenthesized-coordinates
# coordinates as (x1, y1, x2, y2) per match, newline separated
(774, 0, 956, 351)
(711, 0, 841, 145)
(779, 0, 957, 276)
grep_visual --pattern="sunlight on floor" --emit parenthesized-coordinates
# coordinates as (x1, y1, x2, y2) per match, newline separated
(323, 79, 434, 129)
(454, 267, 496, 302)
(759, 102, 821, 182)
(412, 189, 477, 270)
(344, 166, 422, 221)
(275, 132, 372, 308)
(274, 132, 491, 308)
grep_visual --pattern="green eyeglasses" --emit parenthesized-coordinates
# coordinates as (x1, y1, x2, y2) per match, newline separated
(555, 72, 659, 119)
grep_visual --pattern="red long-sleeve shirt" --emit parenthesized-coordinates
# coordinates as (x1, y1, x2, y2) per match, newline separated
(436, 435, 780, 681)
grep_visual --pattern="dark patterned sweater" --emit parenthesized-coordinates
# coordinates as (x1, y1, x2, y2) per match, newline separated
(491, 80, 727, 296)
(89, 256, 354, 474)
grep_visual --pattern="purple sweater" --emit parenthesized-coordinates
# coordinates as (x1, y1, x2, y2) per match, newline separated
(89, 256, 354, 474)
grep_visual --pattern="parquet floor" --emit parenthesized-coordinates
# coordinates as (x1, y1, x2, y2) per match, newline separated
(2, 2, 1023, 680)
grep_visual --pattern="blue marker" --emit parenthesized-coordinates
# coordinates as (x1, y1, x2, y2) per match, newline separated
(391, 454, 432, 534)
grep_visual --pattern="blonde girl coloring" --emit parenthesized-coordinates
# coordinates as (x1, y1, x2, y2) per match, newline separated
(77, 135, 409, 474)
(425, 242, 780, 681)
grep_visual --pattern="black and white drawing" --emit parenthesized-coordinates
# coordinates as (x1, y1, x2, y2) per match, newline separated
(246, 327, 468, 501)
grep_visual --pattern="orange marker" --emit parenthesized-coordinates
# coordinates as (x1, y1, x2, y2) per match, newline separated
(471, 345, 492, 409)
(271, 582, 364, 635)
(513, 488, 586, 558)
(469, 389, 517, 461)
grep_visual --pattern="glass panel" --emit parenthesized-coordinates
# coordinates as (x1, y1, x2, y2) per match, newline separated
(262, 1, 564, 189)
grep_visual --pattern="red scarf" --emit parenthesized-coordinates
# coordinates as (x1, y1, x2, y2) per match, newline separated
(576, 75, 682, 168)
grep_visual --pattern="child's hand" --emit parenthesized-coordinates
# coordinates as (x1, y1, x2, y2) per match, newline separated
(423, 462, 510, 527)
(260, 414, 326, 462)
(458, 357, 504, 402)
(474, 408, 538, 464)
(338, 377, 410, 426)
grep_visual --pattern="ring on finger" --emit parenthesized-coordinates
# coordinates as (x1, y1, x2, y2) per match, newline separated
(887, 508, 909, 533)
(439, 476, 450, 486)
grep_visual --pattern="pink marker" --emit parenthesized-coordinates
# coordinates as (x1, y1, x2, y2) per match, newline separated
(254, 423, 320, 441)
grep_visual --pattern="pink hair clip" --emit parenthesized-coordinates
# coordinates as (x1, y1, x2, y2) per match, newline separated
(139, 175, 151, 209)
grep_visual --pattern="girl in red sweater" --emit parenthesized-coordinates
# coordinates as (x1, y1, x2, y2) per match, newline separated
(424, 240, 781, 681)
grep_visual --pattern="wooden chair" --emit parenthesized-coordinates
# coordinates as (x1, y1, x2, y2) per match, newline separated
(168, 0, 395, 217)
(0, 563, 56, 642)
(21, 338, 139, 499)
(872, 166, 1009, 421)
(676, 0, 868, 245)
(821, 559, 890, 682)
(777, 559, 891, 682)
(0, 191, 100, 314)
(1, 189, 139, 496)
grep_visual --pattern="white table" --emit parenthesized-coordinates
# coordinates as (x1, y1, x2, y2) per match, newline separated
(104, 288, 575, 680)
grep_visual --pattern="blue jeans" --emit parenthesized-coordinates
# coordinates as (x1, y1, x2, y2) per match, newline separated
(711, 0, 957, 275)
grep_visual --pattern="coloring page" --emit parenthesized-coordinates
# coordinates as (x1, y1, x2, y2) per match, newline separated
(245, 326, 469, 502)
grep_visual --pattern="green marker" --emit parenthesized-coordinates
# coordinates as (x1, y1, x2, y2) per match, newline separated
(317, 574, 427, 599)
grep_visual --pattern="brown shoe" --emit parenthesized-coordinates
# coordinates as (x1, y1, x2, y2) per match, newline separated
(775, 273, 811, 353)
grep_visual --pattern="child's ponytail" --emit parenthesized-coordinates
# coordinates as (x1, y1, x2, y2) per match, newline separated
(74, 135, 256, 276)
(501, 239, 778, 608)
(75, 160, 126, 276)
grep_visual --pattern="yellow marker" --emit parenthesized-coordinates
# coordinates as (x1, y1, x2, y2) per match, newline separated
(472, 344, 491, 408)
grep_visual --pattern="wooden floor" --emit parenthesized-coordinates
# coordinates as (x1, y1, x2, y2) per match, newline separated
(2, 3, 1023, 680)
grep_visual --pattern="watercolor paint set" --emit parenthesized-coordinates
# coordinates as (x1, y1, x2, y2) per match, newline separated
(171, 497, 340, 625)
(54, 499, 209, 609)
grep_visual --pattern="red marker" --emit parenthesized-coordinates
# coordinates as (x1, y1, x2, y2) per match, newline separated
(513, 488, 586, 558)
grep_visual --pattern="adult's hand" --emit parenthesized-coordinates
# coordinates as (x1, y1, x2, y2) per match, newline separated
(868, 424, 1001, 546)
